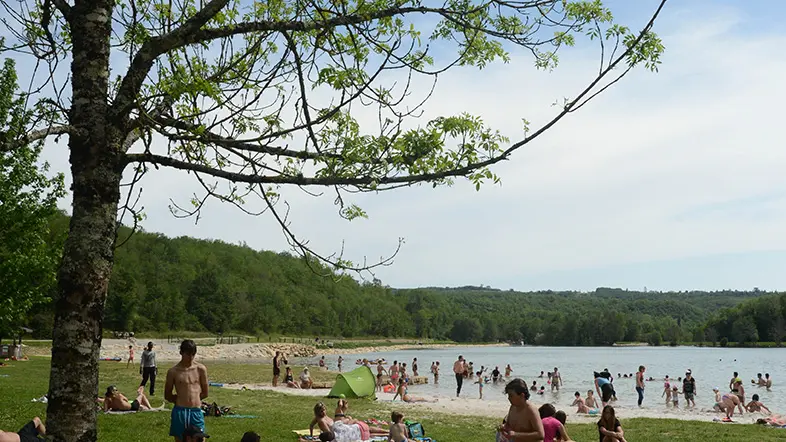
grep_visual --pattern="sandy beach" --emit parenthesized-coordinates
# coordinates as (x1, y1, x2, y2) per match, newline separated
(217, 382, 766, 424)
(23, 339, 507, 361)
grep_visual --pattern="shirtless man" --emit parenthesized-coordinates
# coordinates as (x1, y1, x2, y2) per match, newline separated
(103, 385, 155, 412)
(0, 417, 45, 442)
(765, 373, 772, 391)
(453, 355, 465, 397)
(498, 378, 544, 442)
(165, 340, 209, 442)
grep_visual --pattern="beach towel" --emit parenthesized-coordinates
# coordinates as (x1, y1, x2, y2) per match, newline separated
(105, 408, 168, 415)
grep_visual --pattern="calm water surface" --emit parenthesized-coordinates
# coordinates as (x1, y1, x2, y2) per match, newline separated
(306, 346, 785, 414)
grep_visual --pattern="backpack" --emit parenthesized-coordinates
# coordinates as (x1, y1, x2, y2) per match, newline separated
(406, 421, 425, 438)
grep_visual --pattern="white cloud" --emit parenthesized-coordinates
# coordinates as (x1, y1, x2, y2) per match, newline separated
(42, 2, 786, 290)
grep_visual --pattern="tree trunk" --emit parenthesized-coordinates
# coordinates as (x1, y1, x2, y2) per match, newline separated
(46, 1, 121, 441)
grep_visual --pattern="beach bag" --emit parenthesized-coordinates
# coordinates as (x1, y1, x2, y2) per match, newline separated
(406, 421, 425, 438)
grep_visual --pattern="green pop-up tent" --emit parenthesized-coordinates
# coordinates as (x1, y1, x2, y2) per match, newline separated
(327, 365, 376, 399)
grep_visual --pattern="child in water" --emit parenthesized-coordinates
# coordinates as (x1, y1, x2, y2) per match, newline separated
(475, 371, 484, 399)
(662, 380, 672, 404)
(572, 391, 589, 413)
(671, 386, 680, 408)
(586, 390, 599, 410)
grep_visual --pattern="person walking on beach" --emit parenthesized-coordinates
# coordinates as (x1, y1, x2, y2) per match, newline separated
(165, 340, 208, 442)
(635, 365, 646, 407)
(127, 345, 135, 368)
(139, 341, 158, 396)
(272, 351, 288, 387)
(453, 355, 465, 397)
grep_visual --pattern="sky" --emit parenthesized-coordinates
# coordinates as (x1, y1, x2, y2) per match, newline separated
(34, 0, 786, 292)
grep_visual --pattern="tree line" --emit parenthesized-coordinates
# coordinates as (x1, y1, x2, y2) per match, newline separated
(20, 213, 771, 346)
(701, 292, 786, 346)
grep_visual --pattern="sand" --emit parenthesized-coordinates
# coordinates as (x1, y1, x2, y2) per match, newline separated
(213, 383, 765, 424)
(23, 339, 506, 361)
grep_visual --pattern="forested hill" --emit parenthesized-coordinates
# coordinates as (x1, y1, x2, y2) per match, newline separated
(27, 214, 774, 345)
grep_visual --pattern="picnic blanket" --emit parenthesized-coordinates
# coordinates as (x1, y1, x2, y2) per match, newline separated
(292, 429, 388, 442)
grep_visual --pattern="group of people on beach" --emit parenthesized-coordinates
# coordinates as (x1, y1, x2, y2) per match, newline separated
(273, 351, 316, 389)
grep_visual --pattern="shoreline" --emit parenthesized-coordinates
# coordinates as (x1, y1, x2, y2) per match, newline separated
(22, 341, 508, 361)
(218, 383, 766, 424)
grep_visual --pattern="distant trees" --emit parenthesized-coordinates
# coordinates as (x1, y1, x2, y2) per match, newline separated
(702, 294, 786, 346)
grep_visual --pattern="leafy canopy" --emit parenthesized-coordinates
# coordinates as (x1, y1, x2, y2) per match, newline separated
(0, 58, 65, 335)
(2, 0, 665, 270)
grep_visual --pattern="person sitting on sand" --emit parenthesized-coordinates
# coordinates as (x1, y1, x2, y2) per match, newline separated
(284, 366, 300, 389)
(103, 385, 155, 412)
(309, 402, 333, 437)
(598, 405, 627, 442)
(389, 411, 415, 442)
(572, 392, 589, 413)
(746, 394, 771, 414)
(539, 403, 572, 442)
(497, 379, 544, 442)
(300, 368, 313, 389)
(0, 416, 46, 442)
(393, 378, 436, 403)
(586, 390, 599, 410)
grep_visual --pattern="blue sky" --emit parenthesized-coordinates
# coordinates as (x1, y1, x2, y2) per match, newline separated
(36, 0, 786, 291)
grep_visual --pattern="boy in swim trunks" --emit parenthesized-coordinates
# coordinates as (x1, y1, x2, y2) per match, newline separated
(165, 340, 209, 442)
(0, 417, 46, 442)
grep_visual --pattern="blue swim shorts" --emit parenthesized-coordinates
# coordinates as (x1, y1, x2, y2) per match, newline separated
(170, 406, 205, 437)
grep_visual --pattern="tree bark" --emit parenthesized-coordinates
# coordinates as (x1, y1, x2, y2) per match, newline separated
(46, 1, 123, 441)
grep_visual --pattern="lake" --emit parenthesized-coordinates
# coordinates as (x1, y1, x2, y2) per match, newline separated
(308, 345, 785, 416)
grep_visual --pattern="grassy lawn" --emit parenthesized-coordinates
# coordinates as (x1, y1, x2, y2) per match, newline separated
(1, 358, 783, 441)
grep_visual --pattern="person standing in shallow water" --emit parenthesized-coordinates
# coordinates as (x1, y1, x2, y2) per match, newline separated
(453, 355, 465, 397)
(635, 365, 646, 407)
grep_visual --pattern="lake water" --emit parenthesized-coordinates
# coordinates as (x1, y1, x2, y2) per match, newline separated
(307, 346, 786, 416)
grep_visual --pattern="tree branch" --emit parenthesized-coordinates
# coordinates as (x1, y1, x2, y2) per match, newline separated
(112, 0, 232, 119)
(0, 125, 73, 152)
(51, 0, 71, 18)
(148, 116, 343, 161)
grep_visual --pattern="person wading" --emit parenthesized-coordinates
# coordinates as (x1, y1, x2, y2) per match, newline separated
(453, 355, 465, 397)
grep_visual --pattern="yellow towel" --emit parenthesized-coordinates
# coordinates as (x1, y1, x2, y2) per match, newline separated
(292, 429, 312, 436)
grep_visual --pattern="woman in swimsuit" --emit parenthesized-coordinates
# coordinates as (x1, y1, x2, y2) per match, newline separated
(284, 367, 299, 389)
(333, 400, 388, 438)
(393, 378, 436, 403)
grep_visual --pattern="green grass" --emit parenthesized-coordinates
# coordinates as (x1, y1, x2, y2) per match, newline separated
(1, 358, 784, 441)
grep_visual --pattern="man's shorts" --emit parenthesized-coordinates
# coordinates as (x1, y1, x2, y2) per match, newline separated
(684, 392, 695, 401)
(130, 400, 141, 412)
(17, 420, 40, 442)
(170, 406, 205, 437)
